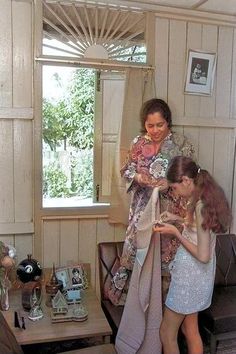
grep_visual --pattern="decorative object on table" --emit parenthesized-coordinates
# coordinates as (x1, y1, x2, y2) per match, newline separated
(52, 290, 68, 315)
(28, 286, 44, 321)
(17, 254, 42, 283)
(0, 241, 16, 311)
(51, 299, 88, 323)
(16, 254, 43, 311)
(184, 49, 216, 96)
(56, 264, 88, 292)
(45, 264, 63, 307)
(14, 311, 21, 328)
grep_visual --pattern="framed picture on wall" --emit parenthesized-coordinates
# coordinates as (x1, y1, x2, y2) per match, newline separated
(184, 50, 216, 96)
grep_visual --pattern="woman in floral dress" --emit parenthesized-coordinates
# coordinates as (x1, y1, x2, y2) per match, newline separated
(108, 98, 195, 306)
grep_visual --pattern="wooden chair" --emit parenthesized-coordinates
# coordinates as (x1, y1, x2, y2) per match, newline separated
(199, 234, 236, 354)
(98, 241, 124, 341)
(0, 310, 23, 354)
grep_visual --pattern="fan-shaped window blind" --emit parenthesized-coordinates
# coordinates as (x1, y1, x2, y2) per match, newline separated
(43, 1, 146, 62)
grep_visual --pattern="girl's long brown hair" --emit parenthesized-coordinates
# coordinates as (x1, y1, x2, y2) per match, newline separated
(167, 156, 231, 233)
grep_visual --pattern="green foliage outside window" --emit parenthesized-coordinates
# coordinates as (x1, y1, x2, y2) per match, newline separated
(42, 68, 95, 199)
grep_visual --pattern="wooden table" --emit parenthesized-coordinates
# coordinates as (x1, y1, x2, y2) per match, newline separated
(3, 288, 112, 346)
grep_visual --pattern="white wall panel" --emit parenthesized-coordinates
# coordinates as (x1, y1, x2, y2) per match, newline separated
(184, 22, 202, 117)
(14, 234, 33, 265)
(155, 18, 169, 101)
(43, 221, 60, 267)
(216, 27, 233, 119)
(60, 220, 79, 266)
(213, 128, 234, 203)
(0, 0, 12, 106)
(200, 24, 217, 118)
(0, 120, 14, 223)
(12, 1, 32, 107)
(78, 219, 97, 289)
(198, 128, 214, 172)
(168, 20, 186, 117)
(14, 120, 33, 222)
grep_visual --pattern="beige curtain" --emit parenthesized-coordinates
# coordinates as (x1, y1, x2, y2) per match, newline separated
(109, 68, 156, 225)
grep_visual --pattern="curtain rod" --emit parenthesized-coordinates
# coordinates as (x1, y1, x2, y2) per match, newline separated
(35, 56, 154, 70)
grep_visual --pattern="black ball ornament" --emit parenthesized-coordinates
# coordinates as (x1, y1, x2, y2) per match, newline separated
(17, 254, 42, 283)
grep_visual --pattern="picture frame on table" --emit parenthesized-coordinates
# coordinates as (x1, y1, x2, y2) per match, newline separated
(56, 265, 88, 291)
(184, 49, 216, 96)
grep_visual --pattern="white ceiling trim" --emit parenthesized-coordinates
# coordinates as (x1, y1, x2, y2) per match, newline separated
(191, 0, 208, 10)
(45, 1, 236, 25)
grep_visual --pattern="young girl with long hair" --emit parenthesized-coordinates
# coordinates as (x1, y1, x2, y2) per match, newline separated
(153, 156, 231, 354)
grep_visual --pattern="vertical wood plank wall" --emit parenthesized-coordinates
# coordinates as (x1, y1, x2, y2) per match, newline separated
(1, 1, 236, 299)
(0, 0, 34, 265)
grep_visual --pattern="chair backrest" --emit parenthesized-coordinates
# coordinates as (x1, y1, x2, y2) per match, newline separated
(214, 234, 236, 287)
(98, 242, 124, 301)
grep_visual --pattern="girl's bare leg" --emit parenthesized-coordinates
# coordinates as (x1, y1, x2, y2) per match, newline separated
(181, 313, 203, 354)
(160, 307, 185, 354)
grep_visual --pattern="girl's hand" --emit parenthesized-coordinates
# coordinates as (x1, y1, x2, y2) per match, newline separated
(159, 211, 183, 223)
(153, 222, 179, 237)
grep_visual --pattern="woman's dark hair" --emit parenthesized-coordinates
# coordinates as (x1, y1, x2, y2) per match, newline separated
(140, 98, 172, 133)
(167, 156, 231, 233)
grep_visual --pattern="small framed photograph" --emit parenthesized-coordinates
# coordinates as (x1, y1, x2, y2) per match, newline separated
(184, 49, 216, 96)
(56, 268, 70, 290)
(69, 266, 83, 288)
(56, 265, 88, 291)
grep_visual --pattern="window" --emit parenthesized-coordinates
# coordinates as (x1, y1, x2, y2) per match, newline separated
(39, 1, 147, 208)
(42, 65, 96, 207)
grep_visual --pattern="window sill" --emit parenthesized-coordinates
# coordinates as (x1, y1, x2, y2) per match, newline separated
(41, 198, 110, 219)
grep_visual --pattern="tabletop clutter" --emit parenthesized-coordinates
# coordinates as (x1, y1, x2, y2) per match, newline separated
(0, 243, 89, 326)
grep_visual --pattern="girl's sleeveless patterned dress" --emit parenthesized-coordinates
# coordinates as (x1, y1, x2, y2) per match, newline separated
(165, 219, 216, 314)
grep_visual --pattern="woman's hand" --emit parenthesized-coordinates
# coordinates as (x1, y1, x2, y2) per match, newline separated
(153, 222, 179, 237)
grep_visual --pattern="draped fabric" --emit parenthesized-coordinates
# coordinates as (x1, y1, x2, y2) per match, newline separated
(115, 188, 162, 354)
(108, 68, 156, 225)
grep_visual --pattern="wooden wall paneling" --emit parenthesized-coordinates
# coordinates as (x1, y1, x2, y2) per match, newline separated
(155, 17, 169, 101)
(12, 0, 32, 107)
(114, 223, 126, 242)
(183, 126, 199, 159)
(102, 142, 115, 196)
(184, 22, 202, 117)
(198, 127, 214, 173)
(213, 128, 233, 202)
(0, 235, 14, 246)
(168, 20, 186, 118)
(78, 219, 97, 290)
(96, 219, 115, 298)
(0, 120, 14, 223)
(215, 27, 233, 119)
(14, 234, 33, 265)
(172, 125, 184, 135)
(14, 120, 33, 223)
(230, 28, 236, 119)
(200, 24, 218, 118)
(42, 221, 60, 267)
(0, 0, 12, 107)
(60, 220, 79, 266)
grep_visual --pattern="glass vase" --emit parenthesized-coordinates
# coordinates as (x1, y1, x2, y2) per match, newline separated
(0, 278, 10, 311)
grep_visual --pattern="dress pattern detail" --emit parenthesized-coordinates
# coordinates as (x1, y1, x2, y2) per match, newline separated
(166, 226, 216, 314)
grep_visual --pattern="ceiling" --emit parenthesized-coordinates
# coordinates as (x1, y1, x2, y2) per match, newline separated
(72, 0, 236, 17)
